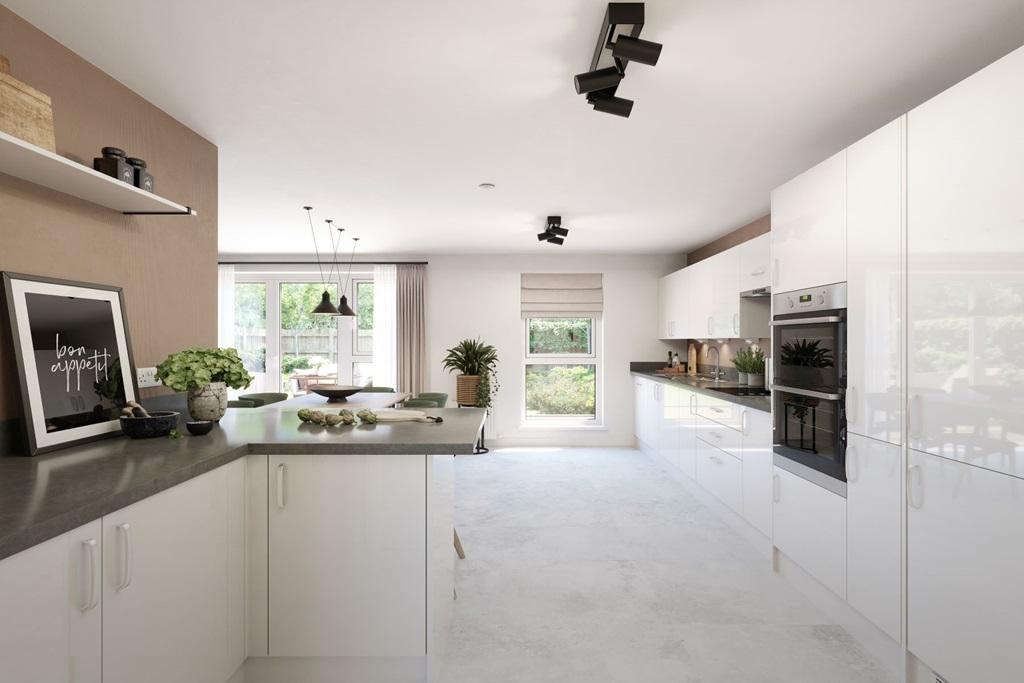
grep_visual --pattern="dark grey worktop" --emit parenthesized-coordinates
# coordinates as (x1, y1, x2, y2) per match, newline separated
(631, 371, 772, 413)
(0, 397, 485, 561)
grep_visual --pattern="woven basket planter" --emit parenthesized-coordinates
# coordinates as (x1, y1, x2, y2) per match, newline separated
(456, 375, 480, 407)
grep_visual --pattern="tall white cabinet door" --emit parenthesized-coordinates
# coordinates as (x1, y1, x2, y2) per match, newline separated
(740, 408, 772, 537)
(686, 258, 713, 338)
(770, 150, 846, 293)
(658, 269, 689, 339)
(0, 521, 101, 683)
(906, 45, 1024, 478)
(268, 453, 427, 657)
(845, 433, 901, 641)
(738, 232, 771, 292)
(103, 464, 237, 683)
(846, 118, 904, 446)
(907, 450, 1024, 682)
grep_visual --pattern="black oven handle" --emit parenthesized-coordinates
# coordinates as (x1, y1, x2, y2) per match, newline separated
(771, 316, 844, 326)
(770, 384, 843, 401)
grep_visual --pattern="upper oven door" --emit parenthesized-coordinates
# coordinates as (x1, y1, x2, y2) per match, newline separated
(772, 312, 846, 394)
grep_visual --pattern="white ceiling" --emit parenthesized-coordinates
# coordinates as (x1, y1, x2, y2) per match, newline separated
(6, 0, 1024, 256)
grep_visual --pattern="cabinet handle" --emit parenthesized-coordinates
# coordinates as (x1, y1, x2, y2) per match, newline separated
(707, 316, 713, 336)
(751, 266, 766, 276)
(276, 463, 287, 509)
(847, 386, 857, 426)
(733, 313, 739, 335)
(689, 394, 695, 416)
(711, 406, 725, 413)
(907, 394, 921, 440)
(710, 431, 723, 441)
(116, 523, 132, 592)
(81, 539, 98, 612)
(772, 258, 779, 287)
(709, 454, 723, 465)
(741, 410, 748, 436)
(846, 443, 858, 483)
(907, 464, 922, 509)
(772, 474, 781, 503)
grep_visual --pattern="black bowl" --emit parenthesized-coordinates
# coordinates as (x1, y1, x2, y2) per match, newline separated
(120, 411, 179, 438)
(310, 384, 363, 402)
(186, 420, 214, 436)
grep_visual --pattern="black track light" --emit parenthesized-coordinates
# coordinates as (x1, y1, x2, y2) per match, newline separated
(547, 236, 565, 246)
(612, 35, 662, 66)
(538, 231, 554, 241)
(548, 225, 569, 237)
(592, 95, 634, 118)
(574, 66, 623, 95)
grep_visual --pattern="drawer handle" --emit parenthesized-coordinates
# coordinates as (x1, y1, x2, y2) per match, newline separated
(733, 313, 739, 335)
(709, 454, 723, 464)
(81, 539, 98, 612)
(710, 431, 722, 440)
(751, 266, 766, 276)
(116, 523, 132, 592)
(276, 463, 287, 509)
(711, 407, 724, 413)
(773, 474, 781, 503)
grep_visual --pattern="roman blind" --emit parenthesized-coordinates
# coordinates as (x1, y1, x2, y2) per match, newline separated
(520, 273, 603, 314)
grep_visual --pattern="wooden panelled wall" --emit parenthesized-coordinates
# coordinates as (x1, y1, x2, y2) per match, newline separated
(686, 214, 770, 265)
(0, 6, 218, 426)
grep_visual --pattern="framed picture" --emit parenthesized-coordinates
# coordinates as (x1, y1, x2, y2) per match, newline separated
(2, 272, 139, 455)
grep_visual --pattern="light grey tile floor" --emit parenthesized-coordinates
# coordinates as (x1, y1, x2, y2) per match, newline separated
(441, 447, 894, 683)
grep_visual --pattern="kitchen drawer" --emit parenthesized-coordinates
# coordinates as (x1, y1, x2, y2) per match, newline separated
(694, 415, 742, 459)
(696, 438, 743, 513)
(695, 398, 743, 432)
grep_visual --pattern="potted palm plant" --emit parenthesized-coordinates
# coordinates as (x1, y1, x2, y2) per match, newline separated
(156, 347, 253, 421)
(442, 338, 498, 408)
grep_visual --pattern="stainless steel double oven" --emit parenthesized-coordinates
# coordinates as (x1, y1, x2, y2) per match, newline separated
(771, 283, 847, 487)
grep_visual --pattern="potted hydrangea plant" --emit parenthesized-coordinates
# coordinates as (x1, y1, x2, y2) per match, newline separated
(156, 347, 253, 421)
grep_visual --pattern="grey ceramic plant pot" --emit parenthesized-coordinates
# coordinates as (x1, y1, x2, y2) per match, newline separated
(747, 373, 765, 389)
(187, 381, 228, 422)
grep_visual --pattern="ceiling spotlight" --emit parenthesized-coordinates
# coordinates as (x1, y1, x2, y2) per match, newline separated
(537, 231, 554, 241)
(574, 66, 623, 94)
(547, 236, 565, 246)
(592, 95, 634, 118)
(548, 225, 569, 237)
(612, 35, 662, 66)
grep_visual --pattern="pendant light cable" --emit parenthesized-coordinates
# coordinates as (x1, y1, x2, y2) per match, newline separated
(304, 206, 326, 287)
(343, 237, 359, 298)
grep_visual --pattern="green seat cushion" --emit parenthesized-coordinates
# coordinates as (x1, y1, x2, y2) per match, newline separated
(239, 392, 289, 407)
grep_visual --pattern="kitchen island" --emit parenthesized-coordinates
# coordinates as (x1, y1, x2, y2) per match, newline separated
(0, 393, 485, 683)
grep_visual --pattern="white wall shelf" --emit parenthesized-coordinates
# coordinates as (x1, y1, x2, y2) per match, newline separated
(0, 130, 196, 216)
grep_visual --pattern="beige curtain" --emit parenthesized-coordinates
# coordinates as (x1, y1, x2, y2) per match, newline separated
(396, 264, 427, 395)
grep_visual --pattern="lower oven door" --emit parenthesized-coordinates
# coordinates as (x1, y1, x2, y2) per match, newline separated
(772, 385, 847, 482)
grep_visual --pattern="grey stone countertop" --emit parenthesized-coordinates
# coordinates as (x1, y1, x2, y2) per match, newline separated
(631, 371, 772, 413)
(0, 396, 485, 561)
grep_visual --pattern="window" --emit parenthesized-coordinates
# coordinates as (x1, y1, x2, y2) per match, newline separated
(524, 317, 600, 424)
(233, 283, 267, 392)
(279, 282, 339, 394)
(354, 280, 374, 355)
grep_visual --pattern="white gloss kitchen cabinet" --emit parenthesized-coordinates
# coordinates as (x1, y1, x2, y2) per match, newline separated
(740, 408, 772, 537)
(657, 267, 689, 339)
(267, 453, 431, 657)
(102, 459, 246, 683)
(0, 521, 102, 683)
(772, 466, 846, 599)
(907, 451, 1024, 682)
(846, 117, 903, 447)
(845, 433, 901, 641)
(738, 232, 771, 293)
(770, 149, 846, 294)
(906, 44, 1024, 478)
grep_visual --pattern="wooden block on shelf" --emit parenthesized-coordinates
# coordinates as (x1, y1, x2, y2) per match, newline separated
(0, 55, 56, 153)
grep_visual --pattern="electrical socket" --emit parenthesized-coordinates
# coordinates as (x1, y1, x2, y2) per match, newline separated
(136, 366, 161, 389)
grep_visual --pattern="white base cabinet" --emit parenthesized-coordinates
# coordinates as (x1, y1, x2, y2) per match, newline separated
(0, 521, 102, 683)
(772, 466, 846, 599)
(845, 434, 901, 641)
(908, 450, 1024, 682)
(740, 408, 772, 537)
(268, 453, 428, 657)
(102, 459, 246, 683)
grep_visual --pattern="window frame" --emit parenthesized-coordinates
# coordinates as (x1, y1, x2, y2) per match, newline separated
(351, 277, 374, 358)
(521, 314, 603, 428)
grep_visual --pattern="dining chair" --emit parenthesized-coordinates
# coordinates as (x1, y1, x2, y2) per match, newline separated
(361, 386, 395, 393)
(238, 392, 288, 407)
(227, 399, 257, 408)
(402, 398, 439, 408)
(416, 392, 449, 408)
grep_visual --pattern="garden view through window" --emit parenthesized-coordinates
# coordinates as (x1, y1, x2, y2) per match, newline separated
(525, 317, 598, 421)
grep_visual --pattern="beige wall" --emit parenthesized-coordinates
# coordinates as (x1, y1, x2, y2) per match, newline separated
(0, 6, 218, 420)
(686, 214, 770, 265)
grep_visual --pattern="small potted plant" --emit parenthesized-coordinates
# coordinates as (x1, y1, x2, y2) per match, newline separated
(442, 338, 498, 408)
(747, 347, 766, 388)
(733, 348, 752, 385)
(156, 347, 253, 422)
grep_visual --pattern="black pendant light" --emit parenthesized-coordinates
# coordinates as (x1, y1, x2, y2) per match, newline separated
(305, 206, 340, 315)
(334, 236, 360, 317)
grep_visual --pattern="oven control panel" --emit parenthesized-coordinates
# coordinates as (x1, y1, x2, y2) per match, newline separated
(773, 282, 847, 314)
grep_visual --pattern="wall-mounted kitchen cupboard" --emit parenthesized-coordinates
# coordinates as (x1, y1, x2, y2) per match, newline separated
(657, 239, 770, 341)
(738, 232, 772, 293)
(770, 150, 846, 294)
(0, 520, 102, 683)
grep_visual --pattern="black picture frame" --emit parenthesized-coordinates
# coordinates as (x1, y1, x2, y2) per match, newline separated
(2, 272, 139, 456)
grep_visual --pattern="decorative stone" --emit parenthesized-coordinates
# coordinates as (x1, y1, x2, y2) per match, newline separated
(187, 381, 228, 422)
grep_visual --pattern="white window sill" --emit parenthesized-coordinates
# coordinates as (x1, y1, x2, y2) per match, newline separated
(519, 422, 607, 431)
